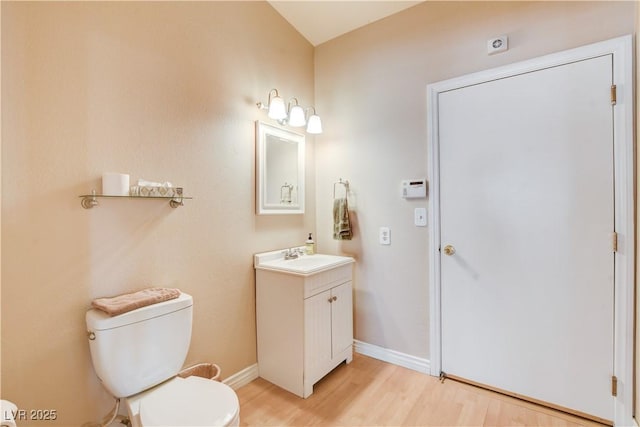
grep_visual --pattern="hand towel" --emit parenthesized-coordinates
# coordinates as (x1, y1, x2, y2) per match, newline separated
(333, 197, 353, 240)
(91, 287, 181, 316)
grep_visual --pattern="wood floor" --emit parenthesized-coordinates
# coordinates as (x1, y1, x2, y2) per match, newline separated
(236, 353, 606, 427)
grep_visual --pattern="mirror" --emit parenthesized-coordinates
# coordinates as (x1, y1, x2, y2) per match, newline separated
(256, 121, 305, 214)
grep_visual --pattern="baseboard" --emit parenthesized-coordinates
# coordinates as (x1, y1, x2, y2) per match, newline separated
(223, 363, 259, 390)
(228, 343, 430, 390)
(353, 340, 430, 374)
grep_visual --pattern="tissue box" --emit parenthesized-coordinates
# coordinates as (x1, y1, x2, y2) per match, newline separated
(130, 186, 181, 197)
(130, 179, 181, 197)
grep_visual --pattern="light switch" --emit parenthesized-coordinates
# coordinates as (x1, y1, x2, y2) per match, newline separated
(379, 227, 391, 245)
(415, 208, 427, 227)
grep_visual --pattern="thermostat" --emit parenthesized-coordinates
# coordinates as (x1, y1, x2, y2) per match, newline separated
(402, 179, 427, 199)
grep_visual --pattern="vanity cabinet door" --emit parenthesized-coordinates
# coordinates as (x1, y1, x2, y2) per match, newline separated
(331, 282, 353, 357)
(304, 289, 332, 384)
(304, 281, 353, 387)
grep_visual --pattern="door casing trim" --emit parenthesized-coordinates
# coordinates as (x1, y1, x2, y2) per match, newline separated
(427, 35, 634, 426)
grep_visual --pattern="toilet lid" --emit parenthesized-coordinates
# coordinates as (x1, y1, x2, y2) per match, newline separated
(139, 376, 239, 427)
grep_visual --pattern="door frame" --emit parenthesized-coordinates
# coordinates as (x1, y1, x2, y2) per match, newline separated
(427, 35, 634, 425)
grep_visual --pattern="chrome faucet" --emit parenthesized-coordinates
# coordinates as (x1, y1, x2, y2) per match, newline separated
(283, 248, 303, 260)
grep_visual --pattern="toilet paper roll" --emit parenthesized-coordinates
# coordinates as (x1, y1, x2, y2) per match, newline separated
(1, 400, 17, 427)
(102, 173, 130, 196)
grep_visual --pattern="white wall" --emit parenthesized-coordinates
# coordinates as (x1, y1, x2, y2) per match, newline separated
(314, 1, 636, 360)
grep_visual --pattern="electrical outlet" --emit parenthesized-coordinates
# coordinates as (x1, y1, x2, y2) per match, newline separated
(379, 227, 391, 245)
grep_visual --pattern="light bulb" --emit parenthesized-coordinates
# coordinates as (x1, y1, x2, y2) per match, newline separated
(288, 105, 306, 127)
(306, 114, 322, 134)
(268, 96, 287, 120)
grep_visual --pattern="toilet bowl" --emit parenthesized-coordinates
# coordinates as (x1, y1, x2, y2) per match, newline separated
(126, 376, 239, 427)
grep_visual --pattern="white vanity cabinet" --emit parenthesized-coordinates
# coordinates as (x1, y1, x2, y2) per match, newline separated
(255, 253, 354, 398)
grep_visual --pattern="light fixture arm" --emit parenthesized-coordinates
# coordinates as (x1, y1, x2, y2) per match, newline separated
(288, 97, 300, 110)
(256, 88, 280, 110)
(277, 97, 299, 125)
(304, 106, 317, 119)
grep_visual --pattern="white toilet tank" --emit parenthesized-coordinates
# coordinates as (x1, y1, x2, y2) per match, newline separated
(86, 292, 193, 398)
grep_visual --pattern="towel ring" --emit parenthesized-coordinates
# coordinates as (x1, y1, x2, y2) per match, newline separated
(333, 178, 350, 199)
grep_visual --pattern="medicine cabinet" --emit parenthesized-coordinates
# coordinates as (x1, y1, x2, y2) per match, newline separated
(255, 121, 305, 215)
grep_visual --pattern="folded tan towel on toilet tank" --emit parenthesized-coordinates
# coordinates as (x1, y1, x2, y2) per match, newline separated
(91, 287, 181, 316)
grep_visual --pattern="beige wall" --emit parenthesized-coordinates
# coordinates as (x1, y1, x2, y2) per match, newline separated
(1, 2, 314, 425)
(2, 1, 639, 425)
(314, 1, 636, 359)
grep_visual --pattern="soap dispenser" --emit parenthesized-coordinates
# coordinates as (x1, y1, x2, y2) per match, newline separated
(306, 233, 315, 255)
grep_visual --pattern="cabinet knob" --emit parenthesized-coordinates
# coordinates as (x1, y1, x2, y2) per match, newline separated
(328, 297, 333, 303)
(333, 296, 338, 301)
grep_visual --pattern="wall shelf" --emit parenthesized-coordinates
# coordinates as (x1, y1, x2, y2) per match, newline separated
(79, 192, 192, 209)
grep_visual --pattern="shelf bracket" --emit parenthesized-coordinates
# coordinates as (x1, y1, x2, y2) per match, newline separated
(169, 197, 184, 208)
(81, 191, 99, 209)
(169, 188, 184, 208)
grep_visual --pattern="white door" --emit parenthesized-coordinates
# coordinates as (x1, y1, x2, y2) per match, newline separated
(438, 55, 614, 421)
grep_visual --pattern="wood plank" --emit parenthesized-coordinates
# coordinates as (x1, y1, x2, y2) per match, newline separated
(236, 353, 607, 427)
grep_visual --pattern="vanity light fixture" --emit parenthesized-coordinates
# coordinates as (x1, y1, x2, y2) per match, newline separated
(305, 107, 323, 134)
(257, 89, 322, 134)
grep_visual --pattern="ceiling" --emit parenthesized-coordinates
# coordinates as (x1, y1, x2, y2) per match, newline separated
(267, 1, 424, 46)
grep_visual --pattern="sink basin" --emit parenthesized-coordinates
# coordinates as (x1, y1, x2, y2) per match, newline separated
(254, 249, 354, 275)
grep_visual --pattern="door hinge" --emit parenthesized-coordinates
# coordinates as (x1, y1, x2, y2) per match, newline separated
(611, 85, 617, 105)
(611, 232, 618, 252)
(612, 375, 618, 396)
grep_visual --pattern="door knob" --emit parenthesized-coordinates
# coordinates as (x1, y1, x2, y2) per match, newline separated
(443, 245, 456, 256)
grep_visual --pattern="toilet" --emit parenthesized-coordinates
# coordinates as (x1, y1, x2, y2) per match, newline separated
(86, 292, 240, 427)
